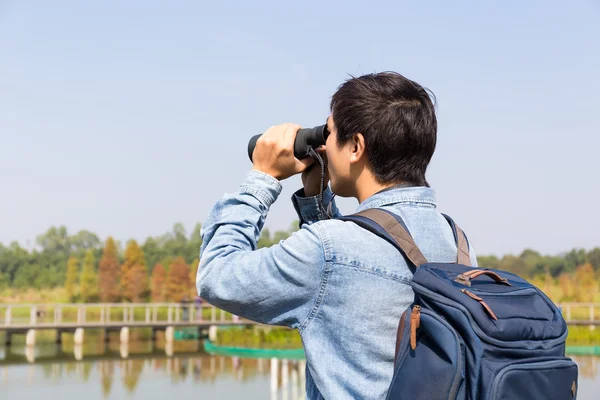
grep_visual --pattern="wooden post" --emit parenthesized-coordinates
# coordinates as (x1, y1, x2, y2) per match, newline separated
(100, 307, 105, 323)
(168, 306, 173, 323)
(30, 306, 37, 325)
(77, 307, 83, 324)
(74, 328, 84, 345)
(83, 306, 87, 323)
(107, 306, 111, 323)
(153, 306, 157, 322)
(5, 307, 11, 326)
(130, 305, 134, 322)
(120, 327, 130, 344)
(211, 306, 216, 323)
(145, 307, 150, 323)
(165, 326, 174, 343)
(271, 358, 279, 393)
(566, 304, 571, 321)
(220, 309, 225, 322)
(26, 329, 36, 346)
(176, 304, 180, 322)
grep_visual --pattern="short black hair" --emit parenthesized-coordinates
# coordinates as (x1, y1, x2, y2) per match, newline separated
(330, 71, 437, 187)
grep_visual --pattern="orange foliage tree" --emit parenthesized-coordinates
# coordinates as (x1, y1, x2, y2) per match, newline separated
(165, 257, 191, 302)
(121, 240, 148, 302)
(151, 263, 166, 302)
(98, 237, 120, 302)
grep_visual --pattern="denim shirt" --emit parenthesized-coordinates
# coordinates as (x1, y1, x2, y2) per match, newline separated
(197, 170, 477, 400)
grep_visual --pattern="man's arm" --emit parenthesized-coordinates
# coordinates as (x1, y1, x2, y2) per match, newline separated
(197, 170, 326, 329)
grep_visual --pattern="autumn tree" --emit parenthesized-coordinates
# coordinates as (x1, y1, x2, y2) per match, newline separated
(189, 258, 199, 298)
(80, 249, 98, 302)
(98, 237, 120, 302)
(165, 257, 191, 302)
(559, 273, 576, 301)
(121, 240, 148, 302)
(575, 263, 598, 302)
(151, 263, 166, 302)
(65, 256, 80, 302)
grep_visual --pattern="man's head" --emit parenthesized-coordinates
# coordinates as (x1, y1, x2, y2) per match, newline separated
(324, 71, 437, 200)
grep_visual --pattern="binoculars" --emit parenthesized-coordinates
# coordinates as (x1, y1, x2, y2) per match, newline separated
(247, 124, 329, 162)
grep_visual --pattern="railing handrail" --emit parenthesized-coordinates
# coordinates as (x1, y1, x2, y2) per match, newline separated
(0, 302, 213, 308)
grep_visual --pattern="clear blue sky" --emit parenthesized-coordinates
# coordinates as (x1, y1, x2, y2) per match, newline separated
(1, 1, 598, 256)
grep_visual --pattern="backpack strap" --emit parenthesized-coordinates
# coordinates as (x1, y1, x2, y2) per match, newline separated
(441, 214, 472, 267)
(339, 208, 427, 274)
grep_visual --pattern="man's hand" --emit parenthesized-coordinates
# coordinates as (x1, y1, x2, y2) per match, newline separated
(301, 146, 329, 197)
(252, 123, 315, 181)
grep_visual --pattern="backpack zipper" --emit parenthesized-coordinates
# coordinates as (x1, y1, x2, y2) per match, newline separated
(461, 289, 498, 321)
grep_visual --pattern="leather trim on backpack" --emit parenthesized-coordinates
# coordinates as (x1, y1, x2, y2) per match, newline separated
(353, 209, 428, 268)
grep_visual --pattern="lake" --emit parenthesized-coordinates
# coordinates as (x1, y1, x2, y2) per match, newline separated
(1, 340, 599, 399)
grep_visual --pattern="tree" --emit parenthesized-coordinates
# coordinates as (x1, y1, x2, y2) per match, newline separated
(65, 256, 80, 302)
(258, 228, 271, 248)
(575, 263, 597, 302)
(126, 264, 149, 302)
(588, 248, 600, 272)
(151, 263, 166, 302)
(189, 258, 199, 298)
(80, 249, 98, 302)
(165, 257, 191, 302)
(121, 240, 148, 302)
(98, 237, 121, 302)
(559, 274, 576, 302)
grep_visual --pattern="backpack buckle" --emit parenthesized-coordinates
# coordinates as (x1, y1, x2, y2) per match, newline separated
(455, 274, 471, 287)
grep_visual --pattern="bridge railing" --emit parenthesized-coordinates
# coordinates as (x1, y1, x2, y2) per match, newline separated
(558, 303, 600, 324)
(0, 302, 234, 327)
(2, 302, 598, 328)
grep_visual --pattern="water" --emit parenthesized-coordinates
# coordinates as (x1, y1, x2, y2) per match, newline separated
(0, 341, 306, 399)
(1, 341, 599, 399)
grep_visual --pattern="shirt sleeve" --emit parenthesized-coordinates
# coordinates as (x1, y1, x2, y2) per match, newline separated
(197, 169, 326, 329)
(291, 186, 342, 226)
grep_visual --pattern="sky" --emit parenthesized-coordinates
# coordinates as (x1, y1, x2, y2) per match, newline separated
(1, 1, 599, 257)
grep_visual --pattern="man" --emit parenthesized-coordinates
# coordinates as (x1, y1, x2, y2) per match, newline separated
(197, 71, 477, 399)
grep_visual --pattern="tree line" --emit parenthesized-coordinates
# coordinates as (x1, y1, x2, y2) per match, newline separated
(0, 222, 299, 303)
(0, 221, 598, 303)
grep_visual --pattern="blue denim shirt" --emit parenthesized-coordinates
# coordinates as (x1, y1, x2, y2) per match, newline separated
(197, 170, 478, 399)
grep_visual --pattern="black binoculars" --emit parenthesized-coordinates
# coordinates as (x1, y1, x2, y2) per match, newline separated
(247, 124, 329, 162)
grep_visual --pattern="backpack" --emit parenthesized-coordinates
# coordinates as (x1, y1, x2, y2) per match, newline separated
(340, 208, 578, 400)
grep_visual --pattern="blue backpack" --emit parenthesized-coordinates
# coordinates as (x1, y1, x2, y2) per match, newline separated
(341, 208, 578, 400)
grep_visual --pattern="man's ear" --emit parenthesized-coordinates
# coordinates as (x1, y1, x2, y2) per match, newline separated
(349, 133, 366, 164)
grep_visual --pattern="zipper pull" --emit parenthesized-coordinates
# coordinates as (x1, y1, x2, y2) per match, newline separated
(461, 289, 498, 321)
(410, 305, 421, 350)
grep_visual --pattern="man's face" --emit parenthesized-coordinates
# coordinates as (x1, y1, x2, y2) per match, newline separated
(325, 115, 353, 197)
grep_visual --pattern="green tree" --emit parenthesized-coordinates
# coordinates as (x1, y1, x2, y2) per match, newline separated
(258, 228, 271, 248)
(65, 256, 80, 302)
(80, 249, 98, 302)
(588, 248, 600, 272)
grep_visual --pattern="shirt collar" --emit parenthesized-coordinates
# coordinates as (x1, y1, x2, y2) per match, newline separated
(355, 185, 437, 212)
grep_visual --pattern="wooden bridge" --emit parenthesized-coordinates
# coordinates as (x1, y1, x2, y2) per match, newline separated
(1, 302, 598, 347)
(0, 302, 260, 346)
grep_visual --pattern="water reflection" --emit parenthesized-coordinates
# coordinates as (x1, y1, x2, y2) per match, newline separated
(0, 341, 306, 399)
(1, 342, 599, 399)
